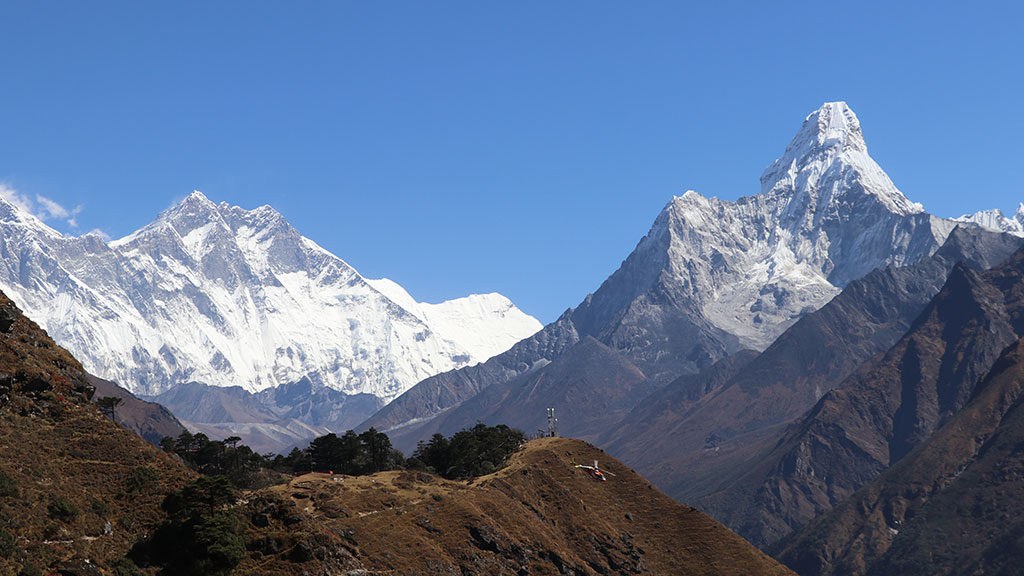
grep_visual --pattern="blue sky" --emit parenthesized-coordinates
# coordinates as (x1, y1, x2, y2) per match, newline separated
(1, 2, 1022, 322)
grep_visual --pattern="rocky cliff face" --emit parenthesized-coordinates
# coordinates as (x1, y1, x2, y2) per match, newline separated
(774, 334, 1024, 576)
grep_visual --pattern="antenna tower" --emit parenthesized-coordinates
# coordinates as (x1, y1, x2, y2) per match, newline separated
(546, 408, 558, 437)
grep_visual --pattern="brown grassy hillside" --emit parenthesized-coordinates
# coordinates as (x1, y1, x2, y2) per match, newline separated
(238, 437, 794, 575)
(88, 373, 187, 446)
(0, 291, 192, 574)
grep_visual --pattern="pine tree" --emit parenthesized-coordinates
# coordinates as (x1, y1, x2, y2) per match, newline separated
(96, 396, 123, 422)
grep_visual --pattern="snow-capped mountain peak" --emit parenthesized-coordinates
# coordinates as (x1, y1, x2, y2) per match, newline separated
(156, 190, 221, 228)
(0, 193, 542, 402)
(799, 101, 864, 152)
(110, 191, 221, 248)
(598, 103, 954, 353)
(772, 101, 866, 164)
(760, 102, 923, 217)
(0, 194, 64, 239)
(368, 101, 1003, 446)
(365, 277, 541, 362)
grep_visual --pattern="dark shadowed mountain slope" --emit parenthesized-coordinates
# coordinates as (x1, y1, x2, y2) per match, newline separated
(151, 380, 279, 424)
(774, 334, 1024, 576)
(696, 244, 1024, 548)
(148, 380, 384, 454)
(0, 289, 191, 574)
(237, 437, 795, 575)
(366, 102, 959, 445)
(88, 373, 187, 445)
(597, 226, 1021, 542)
(387, 337, 652, 451)
(363, 315, 581, 436)
(598, 349, 761, 454)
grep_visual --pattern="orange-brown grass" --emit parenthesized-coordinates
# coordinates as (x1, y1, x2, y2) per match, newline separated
(238, 437, 794, 575)
(0, 291, 193, 574)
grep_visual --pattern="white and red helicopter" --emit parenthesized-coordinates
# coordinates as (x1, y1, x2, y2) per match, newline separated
(572, 458, 616, 482)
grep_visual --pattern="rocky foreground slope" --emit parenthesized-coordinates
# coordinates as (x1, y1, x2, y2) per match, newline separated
(0, 289, 192, 574)
(237, 437, 794, 575)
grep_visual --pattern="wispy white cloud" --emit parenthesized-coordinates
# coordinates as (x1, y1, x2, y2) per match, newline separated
(35, 194, 83, 225)
(0, 184, 34, 213)
(0, 184, 93, 233)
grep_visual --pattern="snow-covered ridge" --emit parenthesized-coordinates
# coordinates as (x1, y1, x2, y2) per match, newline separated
(0, 191, 541, 401)
(364, 279, 538, 363)
(955, 203, 1024, 237)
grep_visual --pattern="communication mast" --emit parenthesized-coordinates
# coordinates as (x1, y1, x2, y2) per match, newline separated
(546, 408, 558, 437)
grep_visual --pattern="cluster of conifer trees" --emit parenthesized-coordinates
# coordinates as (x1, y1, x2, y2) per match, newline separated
(159, 422, 526, 488)
(127, 423, 525, 575)
(410, 423, 526, 479)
